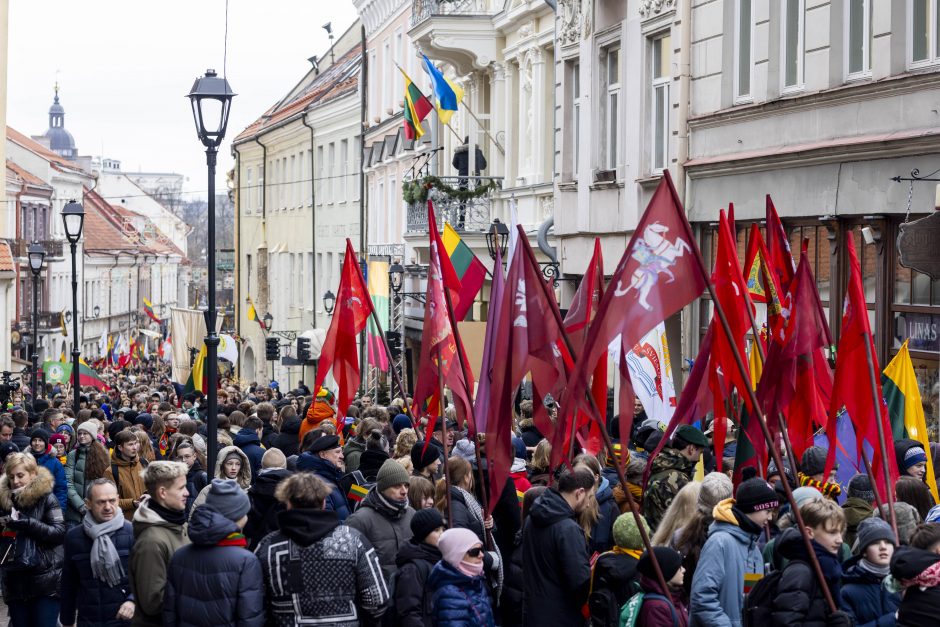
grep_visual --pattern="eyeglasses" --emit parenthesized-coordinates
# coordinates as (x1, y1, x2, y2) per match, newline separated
(467, 547, 483, 558)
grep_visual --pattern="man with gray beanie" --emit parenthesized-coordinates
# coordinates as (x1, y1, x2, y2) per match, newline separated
(163, 479, 264, 626)
(842, 473, 875, 547)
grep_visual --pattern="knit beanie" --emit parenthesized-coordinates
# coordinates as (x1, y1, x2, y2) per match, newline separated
(512, 436, 527, 461)
(854, 516, 896, 554)
(410, 508, 445, 542)
(698, 472, 733, 514)
(135, 412, 154, 431)
(735, 478, 779, 513)
(792, 486, 824, 508)
(0, 442, 18, 463)
(204, 479, 250, 522)
(392, 414, 412, 434)
(612, 513, 650, 551)
(29, 427, 50, 447)
(49, 433, 69, 448)
(262, 448, 287, 469)
(903, 445, 928, 470)
(452, 439, 477, 466)
(438, 527, 482, 569)
(875, 502, 920, 545)
(376, 459, 410, 492)
(801, 446, 828, 477)
(77, 421, 98, 439)
(410, 442, 439, 472)
(638, 546, 683, 581)
(848, 473, 875, 502)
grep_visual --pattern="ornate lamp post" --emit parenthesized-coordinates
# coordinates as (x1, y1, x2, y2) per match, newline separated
(27, 243, 46, 400)
(322, 290, 336, 315)
(62, 201, 84, 415)
(485, 218, 510, 261)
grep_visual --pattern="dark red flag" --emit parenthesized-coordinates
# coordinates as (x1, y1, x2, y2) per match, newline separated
(825, 235, 898, 497)
(766, 195, 796, 295)
(561, 171, 707, 442)
(313, 240, 375, 418)
(743, 224, 786, 340)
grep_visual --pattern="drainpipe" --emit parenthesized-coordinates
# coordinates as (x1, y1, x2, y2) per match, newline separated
(537, 216, 558, 264)
(675, 0, 692, 203)
(301, 112, 317, 329)
(232, 145, 241, 379)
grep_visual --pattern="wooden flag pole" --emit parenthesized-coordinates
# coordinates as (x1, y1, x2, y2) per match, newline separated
(365, 304, 415, 426)
(859, 446, 891, 538)
(863, 336, 899, 539)
(437, 346, 455, 529)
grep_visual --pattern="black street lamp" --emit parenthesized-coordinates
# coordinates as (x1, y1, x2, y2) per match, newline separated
(389, 261, 405, 294)
(62, 200, 84, 415)
(262, 312, 274, 333)
(27, 242, 45, 400)
(485, 218, 510, 261)
(188, 68, 235, 479)
(322, 290, 336, 315)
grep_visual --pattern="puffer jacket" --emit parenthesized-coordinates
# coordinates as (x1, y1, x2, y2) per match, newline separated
(253, 507, 388, 627)
(164, 507, 264, 627)
(591, 477, 619, 553)
(183, 461, 209, 515)
(296, 452, 350, 521)
(345, 488, 415, 582)
(59, 516, 134, 627)
(189, 446, 252, 516)
(129, 495, 190, 627)
(839, 555, 900, 627)
(502, 530, 525, 627)
(689, 499, 763, 627)
(0, 467, 66, 602)
(268, 416, 301, 457)
(111, 450, 147, 520)
(233, 427, 265, 481)
(64, 444, 91, 523)
(31, 445, 68, 512)
(395, 539, 442, 627)
(643, 447, 694, 529)
(428, 559, 496, 627)
(890, 546, 940, 627)
(771, 527, 842, 627)
(521, 487, 591, 626)
(245, 468, 291, 550)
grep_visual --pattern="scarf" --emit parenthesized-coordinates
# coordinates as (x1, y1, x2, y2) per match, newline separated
(454, 486, 504, 597)
(363, 487, 409, 520)
(732, 506, 764, 536)
(798, 473, 842, 499)
(811, 540, 844, 601)
(902, 559, 940, 589)
(217, 532, 248, 548)
(148, 499, 187, 526)
(858, 558, 890, 578)
(610, 546, 644, 560)
(82, 510, 126, 587)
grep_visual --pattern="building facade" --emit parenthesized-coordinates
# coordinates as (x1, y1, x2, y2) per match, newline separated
(0, 0, 13, 373)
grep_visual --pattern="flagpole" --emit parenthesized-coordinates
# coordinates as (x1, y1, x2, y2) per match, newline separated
(437, 345, 455, 529)
(859, 446, 891, 537)
(459, 99, 505, 156)
(863, 335, 899, 539)
(365, 305, 416, 427)
(663, 171, 837, 613)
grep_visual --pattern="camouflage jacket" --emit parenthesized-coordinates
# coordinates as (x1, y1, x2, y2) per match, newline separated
(642, 448, 695, 530)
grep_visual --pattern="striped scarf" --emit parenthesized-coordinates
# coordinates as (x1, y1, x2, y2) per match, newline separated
(798, 473, 842, 499)
(217, 532, 247, 548)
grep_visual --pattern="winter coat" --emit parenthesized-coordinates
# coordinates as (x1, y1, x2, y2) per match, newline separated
(491, 474, 522, 560)
(359, 450, 389, 482)
(502, 531, 525, 627)
(253, 507, 389, 627)
(233, 427, 264, 481)
(345, 489, 415, 582)
(268, 416, 300, 457)
(451, 143, 487, 176)
(60, 518, 134, 627)
(638, 574, 690, 627)
(342, 437, 367, 473)
(889, 546, 940, 627)
(770, 527, 840, 627)
(164, 507, 265, 627)
(521, 487, 591, 627)
(260, 422, 277, 451)
(183, 461, 209, 515)
(11, 427, 31, 452)
(428, 559, 496, 627)
(64, 445, 90, 523)
(0, 467, 66, 603)
(842, 497, 874, 548)
(189, 446, 251, 516)
(839, 555, 900, 627)
(518, 422, 543, 449)
(395, 539, 442, 627)
(591, 477, 619, 553)
(111, 450, 147, 520)
(643, 447, 695, 530)
(245, 468, 291, 550)
(589, 549, 641, 627)
(295, 452, 351, 521)
(450, 486, 487, 544)
(129, 495, 190, 627)
(689, 499, 763, 627)
(31, 445, 68, 512)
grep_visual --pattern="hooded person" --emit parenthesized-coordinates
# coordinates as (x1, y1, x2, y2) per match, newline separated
(28, 426, 68, 512)
(873, 501, 922, 546)
(589, 513, 651, 626)
(299, 388, 338, 445)
(164, 479, 265, 626)
(244, 451, 292, 550)
(842, 473, 875, 548)
(428, 527, 496, 627)
(395, 508, 446, 627)
(632, 547, 689, 627)
(895, 438, 929, 482)
(189, 445, 252, 517)
(888, 545, 940, 625)
(839, 517, 900, 626)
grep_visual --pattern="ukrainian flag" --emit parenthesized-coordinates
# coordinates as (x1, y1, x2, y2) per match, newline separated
(421, 55, 463, 125)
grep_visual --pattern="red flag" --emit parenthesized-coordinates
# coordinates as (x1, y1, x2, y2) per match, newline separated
(561, 171, 707, 441)
(765, 196, 796, 316)
(313, 240, 375, 418)
(824, 235, 898, 496)
(485, 227, 570, 513)
(743, 224, 786, 339)
(756, 252, 832, 461)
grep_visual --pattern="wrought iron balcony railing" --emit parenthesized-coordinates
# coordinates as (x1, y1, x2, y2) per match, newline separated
(10, 239, 65, 259)
(410, 0, 489, 27)
(405, 176, 501, 234)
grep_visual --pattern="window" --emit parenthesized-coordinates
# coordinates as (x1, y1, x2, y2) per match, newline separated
(328, 143, 336, 203)
(340, 139, 349, 202)
(245, 167, 252, 211)
(290, 155, 296, 207)
(651, 34, 671, 173)
(383, 39, 392, 112)
(395, 30, 404, 106)
(735, 0, 753, 99)
(847, 0, 872, 76)
(572, 62, 581, 177)
(782, 0, 805, 90)
(257, 165, 264, 210)
(316, 146, 324, 205)
(912, 0, 940, 65)
(601, 44, 620, 171)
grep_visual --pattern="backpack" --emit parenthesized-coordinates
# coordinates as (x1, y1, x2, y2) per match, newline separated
(111, 458, 148, 496)
(340, 470, 375, 513)
(743, 568, 784, 627)
(618, 591, 677, 627)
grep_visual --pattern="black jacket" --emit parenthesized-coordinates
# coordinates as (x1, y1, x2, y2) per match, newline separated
(60, 519, 135, 626)
(245, 468, 291, 550)
(521, 488, 590, 626)
(163, 506, 265, 627)
(589, 551, 641, 627)
(891, 546, 940, 627)
(268, 417, 301, 457)
(395, 539, 442, 627)
(771, 527, 840, 627)
(452, 144, 487, 176)
(184, 461, 209, 515)
(839, 555, 900, 627)
(358, 450, 389, 483)
(502, 531, 525, 627)
(11, 427, 31, 452)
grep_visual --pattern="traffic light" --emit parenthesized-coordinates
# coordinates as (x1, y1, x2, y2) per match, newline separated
(297, 336, 311, 362)
(386, 330, 402, 359)
(265, 337, 279, 361)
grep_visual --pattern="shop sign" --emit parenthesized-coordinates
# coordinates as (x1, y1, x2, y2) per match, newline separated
(896, 311, 940, 352)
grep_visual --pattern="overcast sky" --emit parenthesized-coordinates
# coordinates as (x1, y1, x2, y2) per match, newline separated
(7, 0, 359, 202)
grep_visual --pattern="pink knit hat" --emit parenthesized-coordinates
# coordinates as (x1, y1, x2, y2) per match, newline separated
(438, 528, 483, 568)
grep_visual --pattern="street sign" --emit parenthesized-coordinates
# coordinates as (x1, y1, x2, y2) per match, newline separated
(898, 211, 940, 279)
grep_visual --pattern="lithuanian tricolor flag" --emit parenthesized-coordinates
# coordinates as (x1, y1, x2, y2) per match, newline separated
(184, 342, 209, 395)
(399, 67, 433, 140)
(883, 340, 938, 501)
(42, 360, 110, 391)
(247, 296, 265, 332)
(142, 297, 161, 324)
(442, 223, 486, 320)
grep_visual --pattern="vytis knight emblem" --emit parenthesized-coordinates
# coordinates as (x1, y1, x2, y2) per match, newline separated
(614, 223, 692, 311)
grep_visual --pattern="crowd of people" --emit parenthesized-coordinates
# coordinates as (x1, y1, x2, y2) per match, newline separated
(0, 359, 938, 626)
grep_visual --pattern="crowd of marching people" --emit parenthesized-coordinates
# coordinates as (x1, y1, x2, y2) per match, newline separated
(0, 359, 938, 626)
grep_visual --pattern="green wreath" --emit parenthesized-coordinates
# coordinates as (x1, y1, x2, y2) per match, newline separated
(402, 175, 501, 204)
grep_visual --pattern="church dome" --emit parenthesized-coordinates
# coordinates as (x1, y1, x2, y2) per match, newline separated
(43, 87, 77, 160)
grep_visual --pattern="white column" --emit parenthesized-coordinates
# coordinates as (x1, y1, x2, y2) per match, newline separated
(530, 46, 547, 185)
(491, 63, 507, 182)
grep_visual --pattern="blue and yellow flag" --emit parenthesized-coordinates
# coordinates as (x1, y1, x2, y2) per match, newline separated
(421, 55, 463, 125)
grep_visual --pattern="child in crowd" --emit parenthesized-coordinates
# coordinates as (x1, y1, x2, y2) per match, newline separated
(839, 517, 900, 626)
(635, 546, 689, 627)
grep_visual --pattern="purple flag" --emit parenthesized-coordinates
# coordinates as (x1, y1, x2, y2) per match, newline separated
(813, 410, 868, 506)
(472, 248, 504, 436)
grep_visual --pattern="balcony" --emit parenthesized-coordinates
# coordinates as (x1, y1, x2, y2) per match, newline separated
(405, 176, 501, 234)
(408, 0, 497, 75)
(9, 239, 65, 260)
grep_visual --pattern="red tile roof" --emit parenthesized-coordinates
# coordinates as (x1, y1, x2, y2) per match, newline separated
(5, 126, 87, 175)
(5, 160, 52, 189)
(0, 241, 14, 273)
(82, 188, 187, 261)
(234, 44, 363, 143)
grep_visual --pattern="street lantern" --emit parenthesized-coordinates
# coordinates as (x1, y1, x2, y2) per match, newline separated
(187, 69, 236, 149)
(27, 243, 45, 274)
(323, 290, 336, 315)
(262, 312, 274, 332)
(389, 261, 405, 294)
(64, 311, 72, 323)
(27, 242, 45, 402)
(485, 218, 510, 261)
(62, 200, 85, 244)
(92, 305, 100, 318)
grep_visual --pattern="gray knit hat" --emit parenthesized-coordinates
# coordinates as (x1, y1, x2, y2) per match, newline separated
(698, 472, 733, 514)
(854, 516, 896, 554)
(875, 502, 921, 545)
(801, 446, 829, 476)
(847, 473, 875, 502)
(204, 479, 250, 522)
(376, 459, 411, 492)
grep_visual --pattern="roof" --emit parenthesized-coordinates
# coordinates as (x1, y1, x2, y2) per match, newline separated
(6, 126, 87, 175)
(82, 187, 186, 260)
(0, 242, 13, 273)
(5, 160, 52, 189)
(234, 43, 363, 143)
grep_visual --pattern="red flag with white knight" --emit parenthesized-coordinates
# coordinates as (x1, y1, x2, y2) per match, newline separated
(312, 240, 375, 421)
(561, 171, 707, 441)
